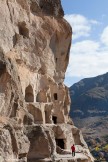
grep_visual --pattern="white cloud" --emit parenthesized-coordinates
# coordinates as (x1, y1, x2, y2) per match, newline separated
(71, 40, 100, 54)
(101, 26, 108, 46)
(66, 39, 108, 78)
(64, 14, 99, 40)
(90, 20, 100, 25)
(64, 15, 108, 86)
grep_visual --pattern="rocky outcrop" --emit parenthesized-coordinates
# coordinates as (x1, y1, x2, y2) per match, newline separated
(0, 0, 93, 162)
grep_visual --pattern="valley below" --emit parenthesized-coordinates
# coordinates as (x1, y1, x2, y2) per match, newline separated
(74, 116, 108, 161)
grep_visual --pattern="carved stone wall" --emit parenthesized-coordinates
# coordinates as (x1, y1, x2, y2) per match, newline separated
(0, 0, 94, 162)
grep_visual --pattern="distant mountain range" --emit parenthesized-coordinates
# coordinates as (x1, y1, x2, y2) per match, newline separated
(69, 72, 108, 118)
(69, 72, 108, 161)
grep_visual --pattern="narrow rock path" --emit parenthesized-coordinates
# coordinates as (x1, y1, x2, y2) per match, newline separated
(55, 152, 89, 161)
(41, 153, 91, 162)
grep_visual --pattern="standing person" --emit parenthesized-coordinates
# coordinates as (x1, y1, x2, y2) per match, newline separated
(71, 144, 75, 157)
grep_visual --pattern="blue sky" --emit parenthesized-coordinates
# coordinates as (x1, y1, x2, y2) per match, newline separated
(61, 0, 108, 87)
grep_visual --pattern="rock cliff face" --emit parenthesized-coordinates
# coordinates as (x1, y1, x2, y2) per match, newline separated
(0, 0, 94, 162)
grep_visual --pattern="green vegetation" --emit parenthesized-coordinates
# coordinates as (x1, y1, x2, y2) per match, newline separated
(103, 144, 108, 151)
(87, 138, 108, 161)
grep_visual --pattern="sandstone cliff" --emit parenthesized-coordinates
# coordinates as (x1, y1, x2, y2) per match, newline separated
(0, 0, 94, 162)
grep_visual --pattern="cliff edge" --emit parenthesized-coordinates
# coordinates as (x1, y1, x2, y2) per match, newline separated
(0, 0, 94, 162)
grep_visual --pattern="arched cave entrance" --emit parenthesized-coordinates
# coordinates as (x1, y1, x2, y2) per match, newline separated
(25, 85, 34, 102)
(56, 139, 65, 149)
(34, 108, 43, 124)
(36, 91, 47, 103)
(27, 105, 43, 124)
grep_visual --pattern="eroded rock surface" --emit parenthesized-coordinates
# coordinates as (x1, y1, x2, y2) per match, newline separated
(0, 0, 94, 162)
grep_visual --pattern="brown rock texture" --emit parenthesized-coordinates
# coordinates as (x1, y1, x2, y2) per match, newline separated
(0, 0, 94, 162)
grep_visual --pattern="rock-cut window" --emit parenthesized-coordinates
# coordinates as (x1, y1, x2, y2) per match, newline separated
(25, 85, 34, 102)
(54, 93, 58, 100)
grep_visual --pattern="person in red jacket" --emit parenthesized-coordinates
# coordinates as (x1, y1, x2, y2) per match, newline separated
(71, 144, 75, 156)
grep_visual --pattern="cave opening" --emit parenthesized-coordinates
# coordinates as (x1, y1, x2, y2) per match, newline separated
(10, 102, 18, 117)
(56, 58, 58, 63)
(36, 91, 47, 103)
(52, 116, 57, 124)
(23, 115, 28, 125)
(25, 85, 34, 102)
(56, 139, 65, 149)
(54, 93, 58, 100)
(0, 61, 6, 77)
(45, 111, 49, 123)
(18, 22, 29, 38)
